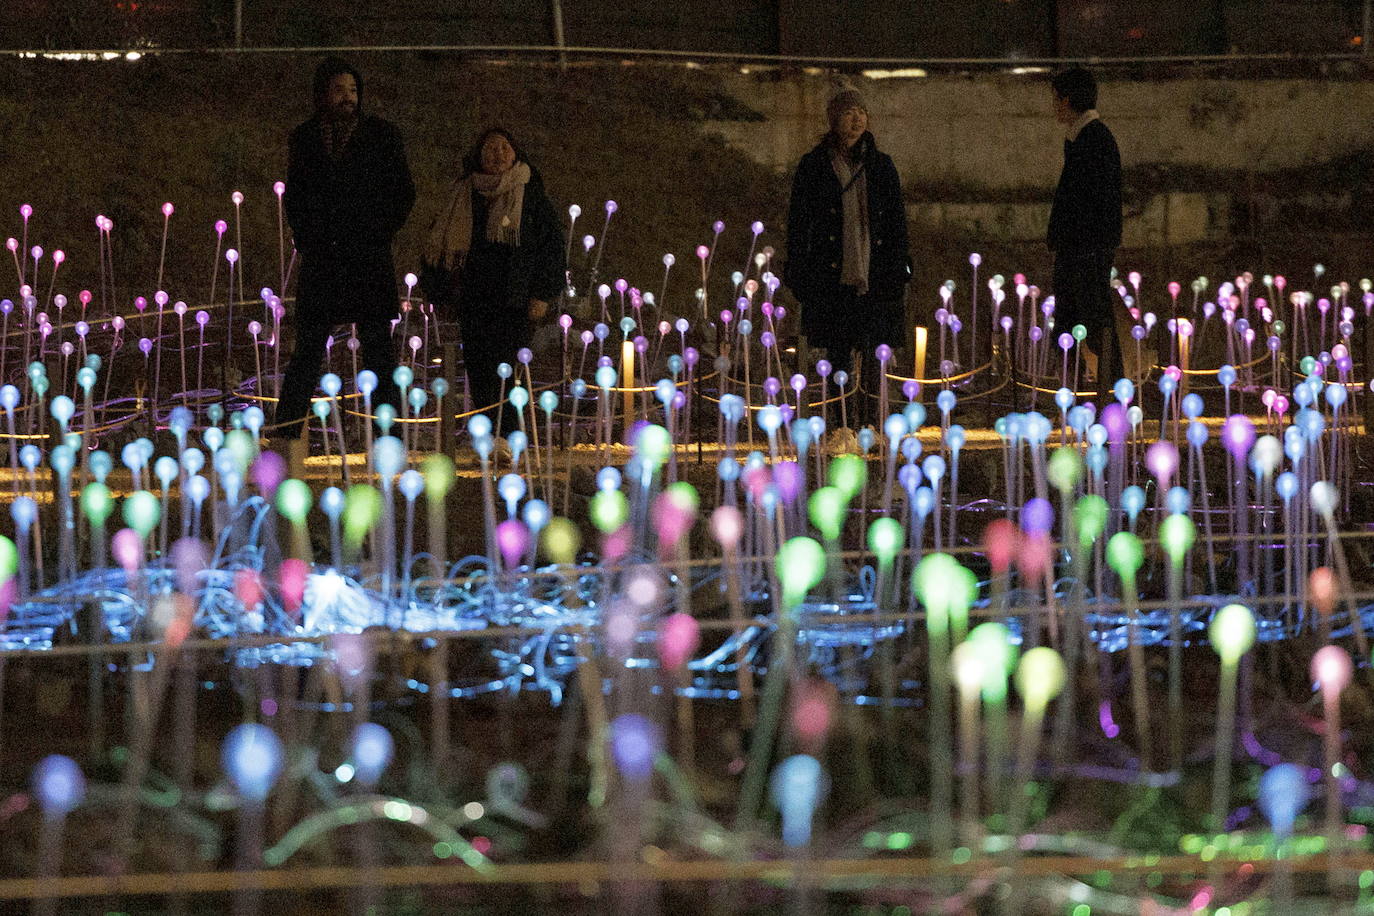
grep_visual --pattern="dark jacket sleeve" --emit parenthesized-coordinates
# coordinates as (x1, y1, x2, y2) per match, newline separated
(868, 151, 912, 299)
(373, 122, 416, 242)
(1093, 128, 1123, 251)
(526, 180, 567, 303)
(783, 152, 817, 300)
(283, 124, 321, 253)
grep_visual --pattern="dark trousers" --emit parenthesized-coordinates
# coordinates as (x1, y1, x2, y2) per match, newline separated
(805, 287, 902, 429)
(275, 316, 400, 438)
(1052, 249, 1121, 407)
(458, 300, 529, 437)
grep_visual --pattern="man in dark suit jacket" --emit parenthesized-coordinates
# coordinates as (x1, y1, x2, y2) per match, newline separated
(274, 57, 415, 441)
(1047, 66, 1123, 407)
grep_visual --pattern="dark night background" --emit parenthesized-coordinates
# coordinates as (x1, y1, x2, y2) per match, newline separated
(0, 1, 1370, 56)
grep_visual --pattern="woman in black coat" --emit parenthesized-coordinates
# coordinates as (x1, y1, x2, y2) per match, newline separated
(784, 85, 911, 426)
(422, 128, 565, 434)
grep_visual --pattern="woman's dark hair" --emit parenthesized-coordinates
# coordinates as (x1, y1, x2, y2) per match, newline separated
(1051, 67, 1097, 113)
(462, 128, 527, 176)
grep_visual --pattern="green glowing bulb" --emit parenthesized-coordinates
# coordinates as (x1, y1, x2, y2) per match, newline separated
(807, 486, 847, 542)
(1159, 514, 1196, 564)
(913, 553, 976, 633)
(664, 481, 699, 515)
(81, 482, 114, 526)
(275, 479, 312, 525)
(1271, 319, 1285, 336)
(951, 641, 988, 693)
(1073, 495, 1108, 548)
(1106, 531, 1144, 579)
(866, 517, 902, 564)
(122, 490, 160, 538)
(0, 535, 16, 581)
(827, 454, 867, 499)
(1014, 646, 1066, 708)
(1299, 356, 1317, 375)
(1047, 448, 1081, 493)
(969, 621, 1017, 675)
(776, 536, 825, 609)
(541, 517, 581, 564)
(223, 428, 257, 474)
(344, 485, 382, 546)
(1071, 324, 1087, 342)
(590, 489, 629, 534)
(1209, 603, 1256, 665)
(636, 424, 672, 469)
(422, 454, 455, 501)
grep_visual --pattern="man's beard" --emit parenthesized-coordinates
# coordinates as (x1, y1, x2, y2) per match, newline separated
(328, 101, 357, 121)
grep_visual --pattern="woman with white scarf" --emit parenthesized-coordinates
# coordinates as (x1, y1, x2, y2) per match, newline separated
(783, 84, 912, 429)
(422, 128, 565, 434)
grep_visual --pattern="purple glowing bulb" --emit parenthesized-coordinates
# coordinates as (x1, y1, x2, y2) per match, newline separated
(226, 248, 239, 265)
(816, 359, 831, 378)
(875, 343, 892, 363)
(196, 310, 210, 328)
(604, 199, 617, 215)
(1222, 415, 1256, 460)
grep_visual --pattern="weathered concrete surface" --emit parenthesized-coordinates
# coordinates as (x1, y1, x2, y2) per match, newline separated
(908, 191, 1230, 245)
(707, 71, 1374, 194)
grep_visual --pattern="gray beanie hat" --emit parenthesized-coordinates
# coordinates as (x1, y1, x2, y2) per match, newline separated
(826, 83, 867, 126)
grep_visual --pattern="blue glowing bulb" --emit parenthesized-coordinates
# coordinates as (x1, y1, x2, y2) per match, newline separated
(770, 754, 826, 848)
(221, 723, 284, 803)
(350, 722, 394, 786)
(32, 754, 85, 818)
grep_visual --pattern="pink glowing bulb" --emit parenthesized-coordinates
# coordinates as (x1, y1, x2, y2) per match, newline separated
(280, 558, 307, 613)
(235, 568, 264, 609)
(1016, 532, 1053, 579)
(226, 249, 239, 264)
(658, 613, 700, 671)
(79, 290, 91, 306)
(559, 313, 573, 331)
(155, 290, 168, 307)
(231, 191, 244, 206)
(710, 505, 743, 548)
(983, 518, 1018, 575)
(19, 204, 32, 220)
(215, 220, 227, 235)
(1309, 567, 1337, 618)
(1145, 440, 1179, 483)
(30, 245, 42, 260)
(273, 181, 286, 196)
(1311, 644, 1352, 695)
(410, 335, 423, 354)
(720, 309, 733, 324)
(1168, 281, 1181, 298)
(160, 202, 174, 218)
(496, 519, 530, 570)
(792, 680, 835, 746)
(111, 316, 125, 331)
(112, 527, 142, 573)
(173, 301, 186, 316)
(248, 321, 262, 337)
(580, 329, 593, 345)
(5, 238, 15, 252)
(134, 296, 147, 313)
(52, 250, 64, 265)
(696, 244, 709, 260)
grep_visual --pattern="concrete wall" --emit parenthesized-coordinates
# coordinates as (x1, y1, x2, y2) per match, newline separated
(705, 71, 1374, 194)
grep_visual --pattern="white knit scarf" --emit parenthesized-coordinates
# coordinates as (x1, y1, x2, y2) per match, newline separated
(831, 150, 870, 295)
(425, 161, 531, 270)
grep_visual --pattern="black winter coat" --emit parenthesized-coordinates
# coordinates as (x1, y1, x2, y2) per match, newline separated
(783, 132, 912, 343)
(1047, 118, 1122, 256)
(284, 114, 416, 323)
(421, 168, 566, 317)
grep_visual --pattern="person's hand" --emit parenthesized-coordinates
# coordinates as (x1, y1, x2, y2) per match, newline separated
(528, 298, 549, 321)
